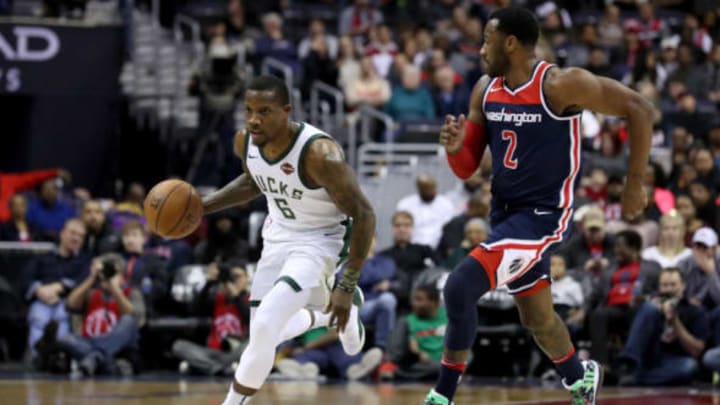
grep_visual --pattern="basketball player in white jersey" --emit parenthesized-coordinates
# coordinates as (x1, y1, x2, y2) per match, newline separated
(202, 75, 376, 405)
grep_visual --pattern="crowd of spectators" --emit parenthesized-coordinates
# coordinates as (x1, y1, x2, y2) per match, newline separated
(3, 0, 720, 388)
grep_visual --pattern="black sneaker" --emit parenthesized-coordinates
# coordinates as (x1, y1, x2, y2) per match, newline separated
(33, 320, 60, 371)
(34, 320, 59, 355)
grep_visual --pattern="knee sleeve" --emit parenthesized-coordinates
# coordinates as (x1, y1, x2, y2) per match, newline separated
(443, 256, 491, 316)
(443, 256, 492, 350)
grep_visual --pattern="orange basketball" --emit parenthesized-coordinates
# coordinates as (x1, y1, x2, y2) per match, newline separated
(143, 179, 203, 239)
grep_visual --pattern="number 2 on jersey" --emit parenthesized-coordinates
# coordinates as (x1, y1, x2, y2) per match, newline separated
(274, 198, 296, 219)
(501, 130, 518, 169)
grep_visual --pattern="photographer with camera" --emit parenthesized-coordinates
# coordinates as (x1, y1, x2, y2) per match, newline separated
(171, 262, 249, 375)
(59, 253, 145, 376)
(615, 267, 708, 386)
(677, 227, 720, 310)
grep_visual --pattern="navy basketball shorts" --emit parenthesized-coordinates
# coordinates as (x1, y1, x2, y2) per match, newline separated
(468, 206, 573, 297)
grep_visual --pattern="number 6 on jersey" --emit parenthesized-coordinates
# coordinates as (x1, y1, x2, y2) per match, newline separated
(501, 130, 518, 169)
(274, 198, 296, 219)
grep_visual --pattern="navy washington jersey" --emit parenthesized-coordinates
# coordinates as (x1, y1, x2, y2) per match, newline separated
(481, 60, 581, 211)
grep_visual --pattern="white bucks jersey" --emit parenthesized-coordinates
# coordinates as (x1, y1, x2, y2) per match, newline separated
(244, 122, 349, 244)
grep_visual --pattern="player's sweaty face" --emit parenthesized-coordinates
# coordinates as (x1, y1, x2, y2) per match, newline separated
(245, 90, 289, 146)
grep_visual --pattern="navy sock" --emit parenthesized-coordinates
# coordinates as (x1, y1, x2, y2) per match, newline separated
(553, 347, 584, 385)
(435, 356, 465, 400)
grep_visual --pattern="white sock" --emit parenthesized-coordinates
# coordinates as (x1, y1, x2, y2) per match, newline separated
(221, 384, 251, 405)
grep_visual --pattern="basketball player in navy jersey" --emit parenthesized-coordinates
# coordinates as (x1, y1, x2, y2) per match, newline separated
(424, 8, 651, 405)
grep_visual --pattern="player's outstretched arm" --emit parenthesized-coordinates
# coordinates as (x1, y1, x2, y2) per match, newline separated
(442, 75, 491, 179)
(544, 67, 654, 219)
(202, 130, 263, 215)
(304, 138, 376, 330)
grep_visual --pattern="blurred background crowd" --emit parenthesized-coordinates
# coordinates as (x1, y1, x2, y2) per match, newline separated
(2, 0, 720, 389)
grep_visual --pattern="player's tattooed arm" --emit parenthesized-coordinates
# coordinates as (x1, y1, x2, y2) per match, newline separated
(202, 130, 262, 215)
(304, 138, 377, 288)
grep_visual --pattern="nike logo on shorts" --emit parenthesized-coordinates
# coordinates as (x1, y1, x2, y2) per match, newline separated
(533, 208, 553, 216)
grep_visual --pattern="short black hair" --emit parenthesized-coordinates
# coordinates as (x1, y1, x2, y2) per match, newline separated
(660, 267, 684, 282)
(648, 160, 667, 188)
(416, 284, 440, 303)
(616, 229, 643, 252)
(246, 75, 290, 105)
(488, 7, 540, 47)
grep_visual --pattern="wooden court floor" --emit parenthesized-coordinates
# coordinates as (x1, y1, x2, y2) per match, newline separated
(0, 379, 719, 405)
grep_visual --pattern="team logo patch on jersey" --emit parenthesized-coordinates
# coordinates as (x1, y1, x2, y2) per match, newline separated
(508, 258, 524, 275)
(281, 162, 295, 175)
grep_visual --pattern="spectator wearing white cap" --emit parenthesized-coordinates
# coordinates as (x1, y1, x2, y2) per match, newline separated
(677, 227, 720, 311)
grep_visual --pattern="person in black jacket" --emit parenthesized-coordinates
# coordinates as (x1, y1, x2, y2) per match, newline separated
(432, 66, 469, 118)
(617, 268, 707, 386)
(24, 218, 90, 355)
(380, 211, 436, 311)
(81, 200, 120, 256)
(194, 211, 249, 265)
(437, 192, 489, 260)
(0, 194, 38, 242)
(558, 206, 615, 298)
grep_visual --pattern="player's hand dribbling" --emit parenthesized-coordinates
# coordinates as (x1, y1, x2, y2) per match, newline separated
(439, 114, 466, 154)
(620, 178, 647, 221)
(325, 288, 353, 332)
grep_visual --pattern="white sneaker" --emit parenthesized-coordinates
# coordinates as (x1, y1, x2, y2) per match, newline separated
(338, 286, 365, 356)
(276, 359, 320, 379)
(346, 347, 383, 380)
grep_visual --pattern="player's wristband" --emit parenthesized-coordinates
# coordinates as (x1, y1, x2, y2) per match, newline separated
(337, 268, 359, 293)
(336, 282, 355, 294)
(446, 120, 485, 179)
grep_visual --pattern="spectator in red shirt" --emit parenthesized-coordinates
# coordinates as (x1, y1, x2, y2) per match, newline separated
(636, 2, 667, 48)
(583, 168, 608, 203)
(59, 253, 144, 376)
(587, 230, 661, 367)
(172, 262, 250, 375)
